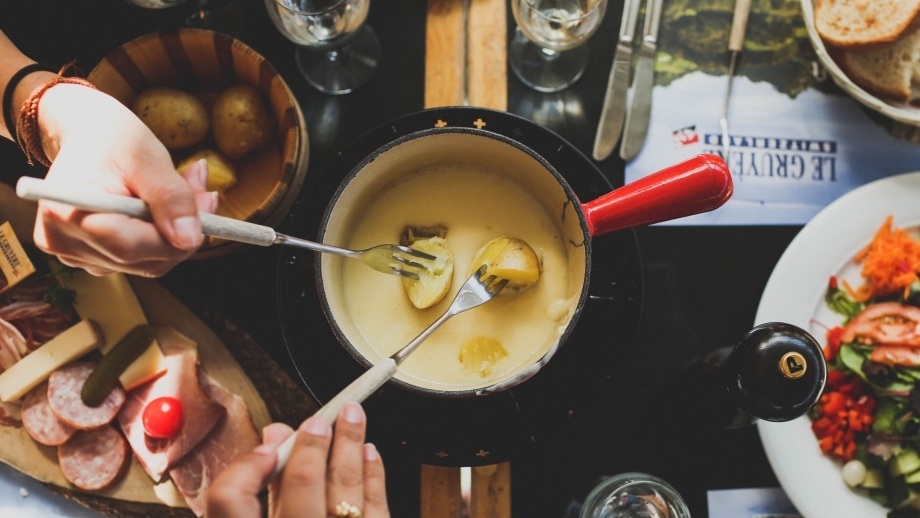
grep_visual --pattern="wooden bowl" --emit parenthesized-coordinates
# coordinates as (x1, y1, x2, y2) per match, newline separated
(87, 29, 309, 258)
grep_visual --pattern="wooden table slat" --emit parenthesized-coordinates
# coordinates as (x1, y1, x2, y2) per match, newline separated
(420, 465, 463, 518)
(425, 0, 466, 108)
(467, 0, 507, 111)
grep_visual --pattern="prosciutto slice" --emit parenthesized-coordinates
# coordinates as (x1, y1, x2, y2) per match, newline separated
(117, 327, 225, 482)
(0, 317, 27, 371)
(169, 373, 260, 516)
(0, 276, 78, 350)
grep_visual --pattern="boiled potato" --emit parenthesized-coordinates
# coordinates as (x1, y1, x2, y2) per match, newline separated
(132, 87, 209, 149)
(459, 336, 508, 378)
(402, 236, 453, 309)
(470, 237, 541, 295)
(211, 85, 272, 159)
(176, 149, 238, 196)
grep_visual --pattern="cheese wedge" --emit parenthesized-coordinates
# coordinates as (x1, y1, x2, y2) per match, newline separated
(0, 319, 101, 402)
(67, 271, 167, 390)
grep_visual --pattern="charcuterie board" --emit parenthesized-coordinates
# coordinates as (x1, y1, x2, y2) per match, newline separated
(0, 276, 278, 515)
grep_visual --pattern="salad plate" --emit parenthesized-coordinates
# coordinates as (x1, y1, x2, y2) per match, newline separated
(756, 171, 920, 518)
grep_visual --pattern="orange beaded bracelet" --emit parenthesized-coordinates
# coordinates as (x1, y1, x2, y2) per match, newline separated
(14, 62, 96, 167)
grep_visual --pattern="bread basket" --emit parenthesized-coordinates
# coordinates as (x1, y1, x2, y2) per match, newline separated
(801, 0, 920, 127)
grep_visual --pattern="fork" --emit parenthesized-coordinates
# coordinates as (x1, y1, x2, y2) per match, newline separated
(15, 177, 435, 280)
(270, 265, 508, 479)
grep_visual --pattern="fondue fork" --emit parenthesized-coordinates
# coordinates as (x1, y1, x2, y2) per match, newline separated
(271, 265, 508, 479)
(15, 177, 436, 280)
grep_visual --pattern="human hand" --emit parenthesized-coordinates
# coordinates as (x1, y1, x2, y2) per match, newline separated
(31, 84, 216, 277)
(206, 403, 391, 518)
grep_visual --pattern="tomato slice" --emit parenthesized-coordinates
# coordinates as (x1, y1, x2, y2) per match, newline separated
(841, 302, 920, 347)
(870, 345, 920, 367)
(143, 396, 184, 439)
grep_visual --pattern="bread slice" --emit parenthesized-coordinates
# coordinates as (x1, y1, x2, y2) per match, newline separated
(816, 0, 920, 49)
(837, 27, 920, 101)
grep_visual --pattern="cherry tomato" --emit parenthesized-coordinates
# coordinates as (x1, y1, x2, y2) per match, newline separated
(143, 397, 183, 439)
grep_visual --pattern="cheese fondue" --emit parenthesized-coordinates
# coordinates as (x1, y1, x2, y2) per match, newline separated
(339, 164, 577, 391)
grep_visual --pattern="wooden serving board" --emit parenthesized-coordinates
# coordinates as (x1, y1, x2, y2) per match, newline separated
(0, 277, 288, 516)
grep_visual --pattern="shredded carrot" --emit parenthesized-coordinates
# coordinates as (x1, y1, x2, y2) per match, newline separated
(843, 215, 920, 302)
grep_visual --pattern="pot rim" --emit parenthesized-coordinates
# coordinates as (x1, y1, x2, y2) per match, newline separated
(316, 126, 593, 397)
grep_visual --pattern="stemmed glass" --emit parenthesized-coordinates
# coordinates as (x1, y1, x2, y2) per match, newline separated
(265, 0, 380, 95)
(124, 0, 245, 36)
(510, 0, 607, 93)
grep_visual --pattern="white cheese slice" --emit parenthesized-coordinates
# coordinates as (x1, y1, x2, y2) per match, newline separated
(0, 319, 101, 402)
(67, 271, 167, 390)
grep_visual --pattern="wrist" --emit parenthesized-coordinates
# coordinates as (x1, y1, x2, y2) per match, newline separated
(12, 70, 57, 153)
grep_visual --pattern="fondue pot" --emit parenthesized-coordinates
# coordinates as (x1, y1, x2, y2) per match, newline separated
(314, 129, 730, 397)
(276, 107, 729, 465)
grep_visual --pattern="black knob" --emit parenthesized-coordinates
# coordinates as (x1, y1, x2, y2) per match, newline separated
(724, 322, 827, 422)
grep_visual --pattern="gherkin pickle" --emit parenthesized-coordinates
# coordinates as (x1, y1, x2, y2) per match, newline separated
(80, 325, 157, 407)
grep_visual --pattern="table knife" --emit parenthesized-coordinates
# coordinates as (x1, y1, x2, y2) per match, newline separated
(619, 0, 665, 161)
(591, 0, 642, 161)
(720, 0, 753, 161)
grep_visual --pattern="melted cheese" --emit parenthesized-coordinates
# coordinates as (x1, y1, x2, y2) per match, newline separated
(338, 166, 576, 391)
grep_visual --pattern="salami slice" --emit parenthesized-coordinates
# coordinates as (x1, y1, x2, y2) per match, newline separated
(58, 425, 129, 491)
(48, 361, 125, 430)
(21, 381, 75, 446)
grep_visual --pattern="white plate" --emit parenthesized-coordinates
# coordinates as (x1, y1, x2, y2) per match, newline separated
(800, 0, 920, 126)
(756, 171, 920, 518)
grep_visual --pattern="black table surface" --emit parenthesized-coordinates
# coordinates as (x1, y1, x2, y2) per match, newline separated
(0, 1, 804, 516)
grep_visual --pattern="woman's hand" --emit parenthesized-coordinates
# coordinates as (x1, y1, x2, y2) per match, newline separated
(206, 403, 391, 518)
(31, 84, 216, 277)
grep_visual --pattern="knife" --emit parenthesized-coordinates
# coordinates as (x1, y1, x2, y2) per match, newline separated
(720, 0, 753, 162)
(591, 0, 643, 162)
(619, 0, 665, 161)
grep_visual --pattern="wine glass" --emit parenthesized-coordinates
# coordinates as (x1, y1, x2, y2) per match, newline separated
(265, 0, 380, 95)
(123, 0, 245, 38)
(578, 473, 690, 518)
(510, 0, 607, 93)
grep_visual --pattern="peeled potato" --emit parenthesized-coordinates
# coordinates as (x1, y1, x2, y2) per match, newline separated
(211, 84, 272, 159)
(133, 87, 209, 149)
(402, 236, 454, 309)
(470, 237, 541, 295)
(176, 149, 238, 196)
(459, 336, 508, 378)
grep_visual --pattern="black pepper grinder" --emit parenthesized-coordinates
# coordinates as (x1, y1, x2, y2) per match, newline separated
(668, 322, 827, 429)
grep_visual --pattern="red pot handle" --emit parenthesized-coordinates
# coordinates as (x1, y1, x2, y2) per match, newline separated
(582, 154, 733, 237)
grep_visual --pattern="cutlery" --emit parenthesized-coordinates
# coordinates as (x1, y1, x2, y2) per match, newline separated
(619, 0, 664, 160)
(720, 0, 753, 162)
(591, 0, 642, 161)
(15, 177, 435, 280)
(271, 266, 508, 479)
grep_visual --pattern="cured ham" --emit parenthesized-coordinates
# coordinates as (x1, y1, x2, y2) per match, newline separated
(0, 276, 78, 351)
(169, 373, 260, 516)
(841, 302, 920, 347)
(0, 317, 27, 371)
(0, 400, 21, 427)
(118, 327, 225, 482)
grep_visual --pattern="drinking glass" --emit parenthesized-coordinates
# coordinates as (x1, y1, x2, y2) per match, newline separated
(124, 0, 245, 37)
(578, 473, 690, 518)
(265, 0, 379, 95)
(510, 0, 607, 92)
